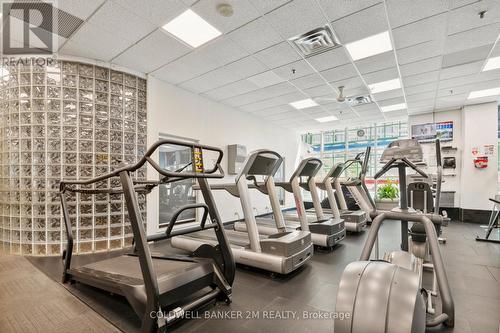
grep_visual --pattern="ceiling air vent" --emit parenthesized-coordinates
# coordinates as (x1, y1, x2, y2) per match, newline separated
(346, 94, 374, 107)
(289, 25, 341, 57)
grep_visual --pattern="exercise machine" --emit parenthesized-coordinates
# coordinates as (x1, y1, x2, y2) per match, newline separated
(321, 149, 371, 229)
(335, 139, 454, 333)
(61, 140, 235, 333)
(407, 139, 449, 244)
(234, 157, 346, 248)
(171, 150, 313, 274)
(476, 197, 500, 243)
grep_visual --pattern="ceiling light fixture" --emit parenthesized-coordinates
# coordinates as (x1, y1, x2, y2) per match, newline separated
(162, 9, 221, 48)
(345, 31, 393, 61)
(289, 98, 318, 109)
(316, 115, 338, 123)
(368, 78, 401, 94)
(467, 87, 500, 99)
(380, 103, 407, 112)
(483, 56, 500, 71)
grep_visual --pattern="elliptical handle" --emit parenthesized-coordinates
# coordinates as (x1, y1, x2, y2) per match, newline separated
(374, 158, 397, 179)
(401, 157, 428, 178)
(435, 139, 442, 167)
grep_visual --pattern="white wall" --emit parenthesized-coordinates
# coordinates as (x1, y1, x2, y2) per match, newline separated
(460, 102, 498, 210)
(146, 76, 300, 234)
(408, 109, 462, 207)
(409, 102, 499, 211)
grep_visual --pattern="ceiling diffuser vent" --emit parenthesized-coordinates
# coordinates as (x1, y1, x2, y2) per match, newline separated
(289, 25, 341, 57)
(347, 94, 374, 107)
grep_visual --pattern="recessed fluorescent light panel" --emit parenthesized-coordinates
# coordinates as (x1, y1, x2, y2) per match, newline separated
(467, 87, 500, 99)
(345, 31, 393, 61)
(162, 9, 221, 48)
(380, 103, 407, 112)
(368, 78, 401, 94)
(289, 98, 318, 109)
(483, 56, 500, 71)
(316, 115, 338, 123)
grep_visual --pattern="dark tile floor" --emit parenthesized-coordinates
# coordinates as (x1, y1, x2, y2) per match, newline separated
(28, 221, 500, 333)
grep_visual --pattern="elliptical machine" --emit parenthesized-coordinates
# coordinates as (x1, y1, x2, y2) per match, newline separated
(335, 139, 454, 333)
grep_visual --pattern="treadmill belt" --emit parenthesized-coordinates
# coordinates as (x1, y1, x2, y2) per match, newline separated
(74, 255, 210, 286)
(183, 229, 251, 248)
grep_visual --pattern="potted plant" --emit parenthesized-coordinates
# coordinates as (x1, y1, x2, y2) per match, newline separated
(376, 180, 400, 211)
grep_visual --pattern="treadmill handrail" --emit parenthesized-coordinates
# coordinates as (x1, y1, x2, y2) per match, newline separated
(60, 139, 225, 191)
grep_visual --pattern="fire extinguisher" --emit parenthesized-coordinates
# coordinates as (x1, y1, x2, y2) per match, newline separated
(474, 156, 488, 169)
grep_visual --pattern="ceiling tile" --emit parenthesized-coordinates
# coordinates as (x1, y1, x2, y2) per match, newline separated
(249, 0, 291, 14)
(179, 67, 241, 93)
(447, 0, 500, 35)
(362, 67, 400, 85)
(274, 60, 315, 81)
(377, 96, 406, 107)
(331, 3, 388, 44)
(305, 85, 335, 97)
(152, 51, 220, 84)
(290, 73, 326, 90)
(191, 0, 261, 33)
(88, 1, 156, 43)
(396, 40, 444, 65)
(405, 82, 438, 95)
(307, 47, 351, 72)
(197, 38, 249, 68)
(52, 0, 106, 20)
(203, 80, 259, 100)
(112, 30, 190, 73)
(263, 0, 327, 39)
(441, 44, 492, 68)
(320, 63, 358, 82)
(400, 56, 442, 77)
(60, 23, 131, 61)
(316, 0, 382, 22)
(247, 70, 285, 87)
(386, 0, 448, 28)
(228, 17, 282, 54)
(355, 51, 397, 74)
(392, 14, 447, 49)
(372, 88, 404, 102)
(403, 70, 440, 87)
(406, 91, 436, 103)
(445, 23, 500, 54)
(407, 98, 435, 108)
(223, 56, 267, 78)
(114, 0, 187, 26)
(254, 42, 301, 69)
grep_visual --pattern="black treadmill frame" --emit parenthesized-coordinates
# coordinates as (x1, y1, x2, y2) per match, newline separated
(60, 139, 236, 333)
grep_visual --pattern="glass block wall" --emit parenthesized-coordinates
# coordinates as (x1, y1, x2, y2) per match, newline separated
(0, 60, 147, 256)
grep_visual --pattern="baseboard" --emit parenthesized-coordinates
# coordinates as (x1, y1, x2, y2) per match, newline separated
(459, 208, 492, 224)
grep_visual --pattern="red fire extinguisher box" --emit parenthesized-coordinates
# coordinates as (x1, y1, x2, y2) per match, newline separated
(474, 156, 488, 169)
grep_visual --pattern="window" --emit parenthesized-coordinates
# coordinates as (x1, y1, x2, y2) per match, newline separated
(301, 121, 408, 198)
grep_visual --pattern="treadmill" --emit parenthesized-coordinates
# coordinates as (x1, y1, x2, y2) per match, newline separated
(315, 161, 366, 232)
(322, 149, 370, 230)
(61, 140, 236, 333)
(171, 150, 313, 275)
(235, 157, 346, 248)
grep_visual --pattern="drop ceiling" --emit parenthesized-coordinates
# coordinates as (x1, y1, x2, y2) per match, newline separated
(48, 0, 500, 132)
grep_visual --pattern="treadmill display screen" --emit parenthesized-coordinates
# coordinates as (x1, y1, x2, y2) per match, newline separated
(248, 155, 279, 175)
